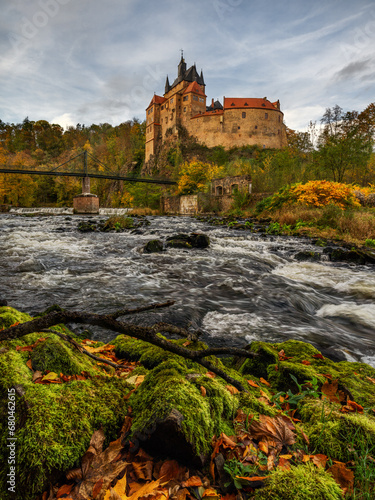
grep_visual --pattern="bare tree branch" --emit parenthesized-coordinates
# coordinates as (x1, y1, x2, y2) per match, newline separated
(0, 309, 257, 391)
(109, 300, 175, 319)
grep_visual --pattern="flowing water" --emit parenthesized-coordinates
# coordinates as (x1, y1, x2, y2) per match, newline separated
(1, 212, 374, 366)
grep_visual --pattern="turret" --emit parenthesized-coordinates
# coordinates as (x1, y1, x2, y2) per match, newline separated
(165, 76, 170, 94)
(178, 55, 186, 77)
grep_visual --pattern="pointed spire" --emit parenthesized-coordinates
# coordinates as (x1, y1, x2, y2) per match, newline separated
(165, 75, 170, 94)
(200, 70, 205, 86)
(178, 51, 186, 77)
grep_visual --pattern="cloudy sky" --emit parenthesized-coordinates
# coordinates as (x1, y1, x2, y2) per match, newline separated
(1, 0, 374, 131)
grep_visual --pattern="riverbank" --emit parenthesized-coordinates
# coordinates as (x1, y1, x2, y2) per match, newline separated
(1, 305, 374, 499)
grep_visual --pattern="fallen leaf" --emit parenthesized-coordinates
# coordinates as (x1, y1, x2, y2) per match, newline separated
(32, 370, 43, 382)
(366, 376, 375, 384)
(205, 372, 216, 378)
(182, 476, 203, 487)
(321, 380, 340, 403)
(259, 389, 270, 400)
(110, 473, 127, 498)
(26, 359, 33, 370)
(300, 430, 310, 444)
(258, 441, 268, 454)
(277, 457, 291, 470)
(340, 400, 364, 413)
(176, 488, 190, 500)
(247, 380, 259, 388)
(183, 340, 191, 347)
(327, 463, 354, 494)
(279, 454, 292, 459)
(202, 488, 220, 499)
(85, 344, 116, 353)
(312, 353, 324, 359)
(56, 484, 74, 498)
(302, 455, 310, 462)
(159, 460, 181, 482)
(200, 386, 207, 397)
(135, 375, 145, 387)
(226, 385, 239, 395)
(92, 478, 104, 499)
(235, 476, 267, 481)
(250, 415, 296, 451)
(278, 349, 293, 361)
(312, 454, 328, 468)
(259, 377, 270, 387)
(301, 360, 311, 365)
(41, 372, 60, 382)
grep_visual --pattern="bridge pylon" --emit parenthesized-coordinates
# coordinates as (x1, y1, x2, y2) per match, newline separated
(73, 151, 100, 214)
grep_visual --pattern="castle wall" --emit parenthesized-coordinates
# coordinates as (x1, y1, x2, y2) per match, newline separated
(186, 107, 287, 149)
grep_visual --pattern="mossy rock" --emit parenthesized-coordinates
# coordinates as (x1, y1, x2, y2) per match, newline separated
(0, 306, 31, 329)
(254, 463, 343, 500)
(0, 307, 132, 500)
(30, 337, 90, 375)
(129, 358, 238, 459)
(300, 399, 375, 461)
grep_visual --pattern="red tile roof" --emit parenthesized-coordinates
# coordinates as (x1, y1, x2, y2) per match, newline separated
(183, 81, 206, 97)
(147, 94, 166, 109)
(223, 97, 279, 110)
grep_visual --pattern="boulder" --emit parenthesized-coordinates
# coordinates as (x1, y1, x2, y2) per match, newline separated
(166, 233, 210, 250)
(143, 239, 164, 253)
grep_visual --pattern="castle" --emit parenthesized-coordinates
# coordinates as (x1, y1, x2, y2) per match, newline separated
(145, 55, 288, 162)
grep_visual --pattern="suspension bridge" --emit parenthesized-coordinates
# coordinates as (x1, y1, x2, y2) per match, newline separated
(0, 151, 176, 213)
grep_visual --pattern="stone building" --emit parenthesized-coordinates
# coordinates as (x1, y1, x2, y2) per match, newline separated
(145, 55, 288, 162)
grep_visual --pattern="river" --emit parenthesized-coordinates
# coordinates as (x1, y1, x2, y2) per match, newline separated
(1, 211, 374, 367)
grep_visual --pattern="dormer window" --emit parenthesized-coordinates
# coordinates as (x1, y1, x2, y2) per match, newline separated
(244, 102, 248, 106)
(231, 103, 235, 106)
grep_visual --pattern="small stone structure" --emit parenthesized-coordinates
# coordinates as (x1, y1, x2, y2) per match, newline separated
(211, 175, 252, 196)
(73, 177, 99, 214)
(162, 175, 252, 215)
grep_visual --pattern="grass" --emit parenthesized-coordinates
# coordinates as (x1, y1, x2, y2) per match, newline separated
(257, 204, 375, 246)
(128, 207, 160, 216)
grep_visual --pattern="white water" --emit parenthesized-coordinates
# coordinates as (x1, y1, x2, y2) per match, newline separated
(1, 213, 374, 366)
(9, 207, 131, 215)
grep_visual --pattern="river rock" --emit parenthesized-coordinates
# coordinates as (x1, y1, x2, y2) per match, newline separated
(166, 233, 210, 249)
(0, 297, 7, 306)
(294, 251, 321, 262)
(143, 239, 164, 253)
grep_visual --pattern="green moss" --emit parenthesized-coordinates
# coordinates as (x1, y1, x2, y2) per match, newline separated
(130, 359, 238, 456)
(238, 341, 279, 378)
(254, 463, 343, 500)
(0, 308, 133, 500)
(0, 306, 31, 328)
(300, 399, 375, 461)
(238, 391, 278, 418)
(30, 338, 89, 375)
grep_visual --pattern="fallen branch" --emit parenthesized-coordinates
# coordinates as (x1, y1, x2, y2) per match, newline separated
(0, 308, 257, 391)
(110, 300, 175, 319)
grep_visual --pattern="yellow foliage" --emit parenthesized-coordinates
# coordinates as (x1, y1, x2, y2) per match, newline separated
(177, 159, 224, 195)
(289, 180, 361, 209)
(120, 190, 134, 207)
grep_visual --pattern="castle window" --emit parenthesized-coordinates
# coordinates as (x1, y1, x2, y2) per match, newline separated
(255, 125, 258, 129)
(148, 107, 153, 114)
(265, 113, 268, 119)
(216, 186, 223, 195)
(183, 107, 186, 112)
(161, 105, 164, 110)
(244, 102, 248, 106)
(199, 97, 204, 102)
(231, 184, 239, 193)
(242, 112, 246, 118)
(193, 95, 198, 101)
(183, 96, 188, 101)
(170, 98, 174, 104)
(238, 126, 241, 130)
(166, 118, 168, 124)
(231, 103, 235, 106)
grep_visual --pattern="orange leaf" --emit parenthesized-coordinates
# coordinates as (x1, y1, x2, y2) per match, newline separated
(202, 488, 220, 498)
(9, 321, 20, 328)
(200, 386, 207, 397)
(301, 360, 311, 365)
(312, 353, 324, 359)
(259, 377, 270, 386)
(327, 463, 354, 494)
(182, 476, 202, 487)
(278, 457, 291, 470)
(259, 389, 270, 400)
(92, 478, 104, 499)
(236, 476, 267, 481)
(366, 376, 375, 384)
(340, 400, 364, 413)
(159, 459, 181, 482)
(56, 483, 74, 498)
(279, 454, 292, 459)
(258, 441, 268, 454)
(302, 455, 310, 462)
(26, 359, 33, 370)
(312, 454, 328, 468)
(226, 385, 239, 395)
(250, 415, 296, 451)
(321, 379, 340, 403)
(205, 372, 216, 378)
(247, 379, 259, 388)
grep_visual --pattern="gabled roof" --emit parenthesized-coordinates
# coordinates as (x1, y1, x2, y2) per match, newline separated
(223, 97, 280, 110)
(147, 94, 166, 109)
(170, 62, 205, 91)
(183, 81, 206, 97)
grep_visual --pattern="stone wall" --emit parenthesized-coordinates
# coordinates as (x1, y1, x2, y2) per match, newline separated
(211, 175, 252, 196)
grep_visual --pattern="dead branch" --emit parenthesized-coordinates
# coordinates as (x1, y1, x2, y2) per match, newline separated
(110, 300, 175, 319)
(0, 309, 257, 391)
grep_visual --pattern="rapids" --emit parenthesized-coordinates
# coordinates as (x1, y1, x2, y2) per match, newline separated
(1, 212, 374, 366)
